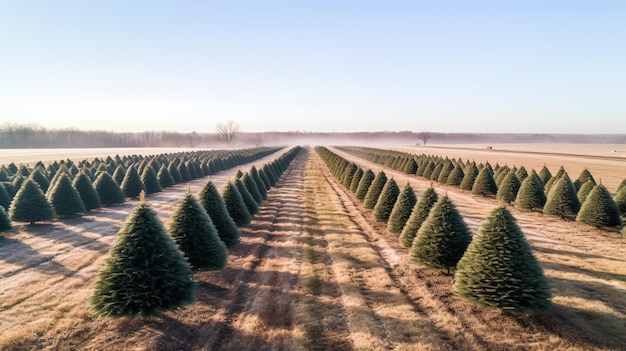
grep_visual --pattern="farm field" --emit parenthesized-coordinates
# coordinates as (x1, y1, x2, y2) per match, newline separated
(0, 145, 625, 350)
(0, 148, 206, 165)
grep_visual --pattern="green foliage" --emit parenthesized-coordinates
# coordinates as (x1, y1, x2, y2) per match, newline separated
(0, 184, 11, 210)
(437, 160, 455, 184)
(410, 196, 471, 272)
(387, 184, 417, 233)
(141, 166, 163, 195)
(157, 164, 175, 188)
(258, 168, 272, 190)
(121, 166, 145, 199)
(242, 173, 263, 205)
(543, 173, 580, 219)
(576, 179, 597, 205)
(538, 165, 552, 185)
(574, 168, 595, 191)
(168, 163, 183, 184)
(373, 178, 400, 223)
(544, 166, 566, 194)
(472, 167, 498, 197)
(29, 168, 51, 193)
(94, 171, 126, 206)
(72, 172, 102, 211)
(222, 182, 252, 226)
(403, 159, 418, 174)
(515, 166, 528, 181)
(454, 207, 552, 313)
(47, 174, 86, 218)
(399, 188, 439, 248)
(9, 179, 55, 223)
(496, 172, 521, 204)
(576, 184, 622, 227)
(198, 180, 240, 248)
(170, 194, 227, 271)
(514, 171, 546, 211)
(615, 186, 626, 218)
(0, 206, 12, 232)
(349, 167, 364, 193)
(90, 203, 196, 317)
(341, 163, 358, 188)
(617, 178, 626, 194)
(363, 171, 388, 209)
(249, 166, 268, 200)
(355, 169, 375, 201)
(430, 163, 444, 181)
(460, 163, 479, 191)
(178, 162, 192, 182)
(446, 163, 465, 187)
(112, 165, 126, 185)
(235, 178, 259, 215)
(421, 161, 436, 179)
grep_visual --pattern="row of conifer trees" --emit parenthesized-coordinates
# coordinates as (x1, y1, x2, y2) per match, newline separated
(316, 146, 552, 313)
(338, 146, 625, 232)
(0, 148, 282, 231)
(90, 146, 302, 317)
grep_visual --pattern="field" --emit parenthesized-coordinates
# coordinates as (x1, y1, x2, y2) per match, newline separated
(0, 145, 625, 350)
(0, 148, 204, 165)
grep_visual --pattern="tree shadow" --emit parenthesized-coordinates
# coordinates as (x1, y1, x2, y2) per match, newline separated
(0, 235, 74, 276)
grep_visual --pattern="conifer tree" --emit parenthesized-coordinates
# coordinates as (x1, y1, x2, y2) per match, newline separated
(437, 161, 455, 184)
(421, 161, 436, 179)
(472, 167, 498, 197)
(0, 184, 10, 210)
(355, 169, 375, 201)
(29, 168, 51, 193)
(90, 201, 196, 317)
(363, 171, 388, 209)
(168, 163, 183, 184)
(496, 172, 521, 204)
(400, 187, 440, 248)
(543, 173, 580, 219)
(47, 174, 86, 218)
(341, 163, 358, 188)
(121, 166, 145, 199)
(515, 166, 528, 181)
(178, 162, 192, 182)
(403, 159, 418, 174)
(141, 166, 163, 195)
(72, 172, 102, 211)
(258, 168, 272, 190)
(349, 167, 364, 193)
(235, 178, 259, 215)
(112, 165, 125, 185)
(373, 178, 400, 223)
(514, 170, 546, 211)
(198, 180, 240, 248)
(242, 173, 263, 204)
(94, 171, 126, 206)
(576, 179, 597, 205)
(157, 164, 175, 188)
(9, 179, 55, 224)
(410, 196, 471, 273)
(460, 163, 479, 191)
(222, 182, 252, 226)
(249, 166, 268, 199)
(446, 163, 465, 187)
(615, 186, 626, 218)
(170, 193, 227, 271)
(574, 168, 595, 191)
(617, 178, 626, 194)
(544, 166, 566, 194)
(538, 165, 552, 185)
(430, 163, 444, 182)
(387, 183, 417, 233)
(0, 206, 11, 232)
(576, 184, 622, 227)
(454, 207, 552, 313)
(235, 169, 244, 179)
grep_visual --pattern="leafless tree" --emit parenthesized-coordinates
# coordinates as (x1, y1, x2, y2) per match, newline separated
(216, 121, 240, 148)
(417, 131, 433, 146)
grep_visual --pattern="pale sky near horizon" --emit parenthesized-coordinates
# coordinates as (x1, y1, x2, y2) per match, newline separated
(0, 1, 625, 134)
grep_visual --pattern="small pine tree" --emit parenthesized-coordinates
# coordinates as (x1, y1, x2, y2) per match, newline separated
(72, 172, 102, 211)
(576, 184, 622, 227)
(576, 179, 597, 205)
(615, 186, 626, 218)
(0, 206, 12, 232)
(538, 165, 552, 185)
(617, 178, 626, 194)
(170, 194, 228, 271)
(178, 162, 192, 182)
(543, 173, 580, 219)
(90, 202, 196, 317)
(121, 166, 145, 199)
(403, 159, 418, 174)
(574, 168, 595, 191)
(141, 166, 163, 195)
(496, 172, 521, 204)
(400, 188, 439, 248)
(515, 166, 528, 181)
(0, 184, 11, 210)
(410, 196, 471, 273)
(112, 165, 126, 185)
(387, 183, 417, 233)
(47, 174, 86, 218)
(157, 164, 175, 188)
(8, 179, 55, 224)
(29, 168, 51, 193)
(249, 166, 268, 200)
(222, 182, 252, 226)
(544, 166, 566, 194)
(235, 178, 259, 215)
(94, 172, 126, 206)
(446, 163, 465, 187)
(472, 167, 498, 197)
(454, 207, 552, 313)
(514, 171, 546, 211)
(349, 167, 364, 193)
(460, 163, 479, 191)
(363, 171, 388, 209)
(242, 173, 263, 205)
(258, 168, 272, 190)
(355, 169, 375, 201)
(168, 163, 183, 184)
(373, 178, 400, 223)
(198, 180, 240, 248)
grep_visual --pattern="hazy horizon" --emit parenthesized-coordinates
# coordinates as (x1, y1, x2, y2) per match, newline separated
(1, 2, 625, 134)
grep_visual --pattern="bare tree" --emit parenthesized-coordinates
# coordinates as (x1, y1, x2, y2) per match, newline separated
(216, 121, 240, 148)
(417, 131, 433, 146)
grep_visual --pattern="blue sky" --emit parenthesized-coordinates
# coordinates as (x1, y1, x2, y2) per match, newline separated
(0, 1, 625, 133)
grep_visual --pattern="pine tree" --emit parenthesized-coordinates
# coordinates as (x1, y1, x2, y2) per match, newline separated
(0, 184, 11, 210)
(121, 166, 145, 199)
(72, 172, 102, 211)
(454, 207, 551, 313)
(29, 168, 51, 193)
(258, 168, 272, 190)
(355, 169, 375, 201)
(90, 202, 196, 317)
(222, 182, 252, 226)
(112, 165, 126, 185)
(574, 168, 595, 191)
(235, 178, 259, 215)
(198, 180, 240, 248)
(178, 162, 192, 182)
(543, 173, 580, 219)
(403, 159, 418, 174)
(472, 167, 498, 197)
(170, 193, 228, 271)
(249, 166, 268, 200)
(544, 166, 566, 194)
(363, 171, 388, 209)
(410, 196, 471, 273)
(0, 206, 12, 232)
(141, 166, 163, 195)
(515, 166, 528, 181)
(538, 165, 552, 185)
(47, 174, 86, 218)
(515, 170, 546, 211)
(94, 171, 126, 206)
(617, 178, 626, 194)
(576, 184, 622, 227)
(8, 179, 55, 224)
(446, 163, 465, 187)
(576, 179, 597, 205)
(168, 163, 183, 184)
(349, 167, 364, 193)
(615, 186, 626, 218)
(387, 184, 418, 233)
(242, 173, 263, 205)
(460, 163, 479, 191)
(399, 188, 439, 248)
(496, 172, 521, 204)
(373, 178, 400, 223)
(157, 164, 175, 188)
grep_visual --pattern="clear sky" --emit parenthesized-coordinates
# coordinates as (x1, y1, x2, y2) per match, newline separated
(1, 1, 625, 134)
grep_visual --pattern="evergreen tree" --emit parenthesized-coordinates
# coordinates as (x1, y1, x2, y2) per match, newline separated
(29, 168, 51, 193)
(242, 173, 263, 204)
(72, 172, 102, 211)
(400, 187, 439, 248)
(403, 159, 418, 174)
(410, 196, 471, 273)
(543, 173, 580, 219)
(121, 166, 145, 199)
(387, 183, 417, 233)
(430, 163, 444, 182)
(8, 179, 55, 224)
(0, 206, 11, 232)
(349, 167, 364, 193)
(363, 171, 388, 209)
(460, 163, 479, 191)
(576, 184, 622, 227)
(576, 179, 597, 205)
(454, 207, 552, 313)
(496, 172, 521, 204)
(222, 182, 252, 226)
(472, 167, 498, 197)
(617, 178, 626, 194)
(437, 161, 455, 184)
(538, 165, 552, 185)
(198, 180, 240, 248)
(258, 168, 272, 191)
(614, 186, 626, 218)
(515, 166, 529, 181)
(94, 172, 126, 206)
(168, 163, 183, 184)
(90, 202, 196, 317)
(341, 163, 358, 188)
(235, 178, 259, 215)
(235, 169, 244, 179)
(355, 169, 375, 201)
(544, 166, 566, 194)
(141, 166, 163, 195)
(421, 161, 436, 179)
(514, 170, 546, 211)
(47, 174, 86, 218)
(170, 194, 227, 271)
(249, 166, 268, 200)
(373, 178, 400, 223)
(0, 184, 10, 210)
(157, 164, 175, 189)
(574, 168, 595, 191)
(112, 165, 126, 185)
(178, 162, 192, 182)
(446, 163, 465, 187)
